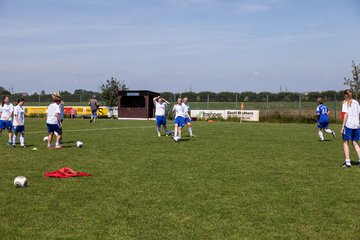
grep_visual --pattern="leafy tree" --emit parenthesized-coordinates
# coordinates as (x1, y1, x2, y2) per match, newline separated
(344, 60, 360, 98)
(0, 87, 11, 96)
(100, 77, 128, 106)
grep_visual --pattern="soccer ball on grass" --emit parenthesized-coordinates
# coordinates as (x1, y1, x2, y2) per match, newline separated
(76, 141, 83, 148)
(14, 176, 28, 188)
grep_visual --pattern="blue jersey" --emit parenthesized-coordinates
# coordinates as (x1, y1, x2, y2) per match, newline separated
(316, 104, 329, 123)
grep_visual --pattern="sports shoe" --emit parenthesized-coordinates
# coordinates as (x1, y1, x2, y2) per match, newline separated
(12, 144, 16, 148)
(47, 145, 53, 149)
(190, 134, 196, 138)
(55, 145, 64, 149)
(7, 141, 12, 145)
(332, 131, 336, 138)
(342, 163, 351, 168)
(21, 145, 26, 148)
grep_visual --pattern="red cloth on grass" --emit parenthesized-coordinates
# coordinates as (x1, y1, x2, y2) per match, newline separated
(44, 167, 91, 178)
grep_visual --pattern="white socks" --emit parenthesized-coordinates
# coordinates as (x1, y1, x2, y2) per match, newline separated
(325, 129, 333, 134)
(318, 131, 324, 140)
(188, 127, 193, 136)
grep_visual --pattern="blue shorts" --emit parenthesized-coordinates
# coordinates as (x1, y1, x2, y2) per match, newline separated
(174, 117, 185, 127)
(91, 110, 97, 118)
(156, 116, 167, 126)
(317, 121, 329, 129)
(13, 125, 25, 133)
(0, 120, 12, 130)
(47, 123, 62, 134)
(343, 127, 360, 141)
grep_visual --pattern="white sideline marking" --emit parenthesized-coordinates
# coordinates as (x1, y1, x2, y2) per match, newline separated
(26, 126, 154, 134)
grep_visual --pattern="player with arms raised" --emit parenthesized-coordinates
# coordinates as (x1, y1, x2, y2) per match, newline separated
(153, 96, 170, 137)
(316, 97, 335, 141)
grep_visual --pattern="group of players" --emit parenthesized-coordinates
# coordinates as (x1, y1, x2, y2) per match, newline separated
(1, 90, 360, 167)
(153, 96, 194, 140)
(296, 89, 360, 168)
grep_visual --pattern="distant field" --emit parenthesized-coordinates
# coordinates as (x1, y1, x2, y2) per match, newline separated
(1, 119, 357, 239)
(25, 101, 343, 110)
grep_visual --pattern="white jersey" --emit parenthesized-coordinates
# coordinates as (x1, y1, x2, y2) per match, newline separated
(13, 105, 25, 126)
(154, 101, 167, 116)
(46, 103, 60, 124)
(342, 99, 360, 129)
(182, 103, 190, 116)
(173, 104, 186, 118)
(0, 103, 14, 121)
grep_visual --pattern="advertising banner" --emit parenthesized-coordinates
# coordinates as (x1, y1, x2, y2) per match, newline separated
(24, 106, 109, 117)
(191, 110, 259, 121)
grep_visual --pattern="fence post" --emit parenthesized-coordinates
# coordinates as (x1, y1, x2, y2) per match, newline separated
(207, 95, 209, 110)
(235, 92, 238, 109)
(334, 93, 337, 122)
(266, 94, 269, 118)
(299, 93, 302, 118)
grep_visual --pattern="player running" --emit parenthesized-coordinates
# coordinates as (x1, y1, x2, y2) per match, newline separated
(89, 95, 99, 123)
(182, 97, 195, 137)
(341, 89, 360, 168)
(153, 96, 170, 137)
(0, 96, 14, 145)
(173, 98, 190, 141)
(316, 97, 335, 141)
(46, 93, 63, 149)
(12, 98, 26, 148)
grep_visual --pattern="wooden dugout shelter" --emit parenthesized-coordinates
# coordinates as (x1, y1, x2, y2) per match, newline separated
(117, 90, 159, 119)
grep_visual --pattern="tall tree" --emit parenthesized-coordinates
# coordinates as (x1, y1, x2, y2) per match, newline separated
(100, 77, 128, 106)
(344, 60, 360, 98)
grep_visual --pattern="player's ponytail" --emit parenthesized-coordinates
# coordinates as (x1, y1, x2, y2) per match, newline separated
(344, 89, 353, 106)
(17, 98, 24, 105)
(2, 96, 8, 107)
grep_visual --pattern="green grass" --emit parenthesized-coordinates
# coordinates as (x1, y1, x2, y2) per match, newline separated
(0, 119, 358, 239)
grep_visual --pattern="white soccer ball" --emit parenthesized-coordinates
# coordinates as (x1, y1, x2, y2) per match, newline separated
(14, 176, 28, 188)
(43, 136, 49, 142)
(76, 141, 83, 148)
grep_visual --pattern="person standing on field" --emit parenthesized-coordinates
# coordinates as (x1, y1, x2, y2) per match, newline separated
(46, 93, 62, 149)
(0, 96, 14, 145)
(172, 98, 190, 140)
(182, 97, 195, 137)
(316, 97, 336, 141)
(341, 89, 360, 168)
(12, 98, 26, 147)
(153, 96, 170, 137)
(89, 95, 99, 123)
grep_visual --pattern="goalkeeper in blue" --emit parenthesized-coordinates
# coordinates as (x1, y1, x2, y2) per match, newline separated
(316, 97, 336, 141)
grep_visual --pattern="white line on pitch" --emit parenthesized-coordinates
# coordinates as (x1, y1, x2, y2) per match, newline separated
(26, 126, 154, 134)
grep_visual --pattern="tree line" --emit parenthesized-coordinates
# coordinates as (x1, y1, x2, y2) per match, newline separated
(1, 61, 358, 105)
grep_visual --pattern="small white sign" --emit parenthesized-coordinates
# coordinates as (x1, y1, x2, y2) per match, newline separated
(191, 110, 259, 121)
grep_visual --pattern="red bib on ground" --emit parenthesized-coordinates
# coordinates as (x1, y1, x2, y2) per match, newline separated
(44, 167, 91, 178)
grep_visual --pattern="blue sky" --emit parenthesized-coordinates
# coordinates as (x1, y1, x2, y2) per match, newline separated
(0, 0, 359, 93)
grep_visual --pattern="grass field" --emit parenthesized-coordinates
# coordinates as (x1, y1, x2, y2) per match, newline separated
(1, 119, 359, 239)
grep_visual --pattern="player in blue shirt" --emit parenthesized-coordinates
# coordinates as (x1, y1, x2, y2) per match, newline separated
(316, 97, 336, 141)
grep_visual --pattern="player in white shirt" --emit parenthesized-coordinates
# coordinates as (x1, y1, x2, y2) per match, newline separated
(172, 98, 190, 141)
(46, 94, 63, 149)
(54, 93, 64, 143)
(153, 96, 170, 137)
(0, 96, 14, 145)
(182, 97, 195, 137)
(341, 89, 360, 168)
(13, 98, 26, 147)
